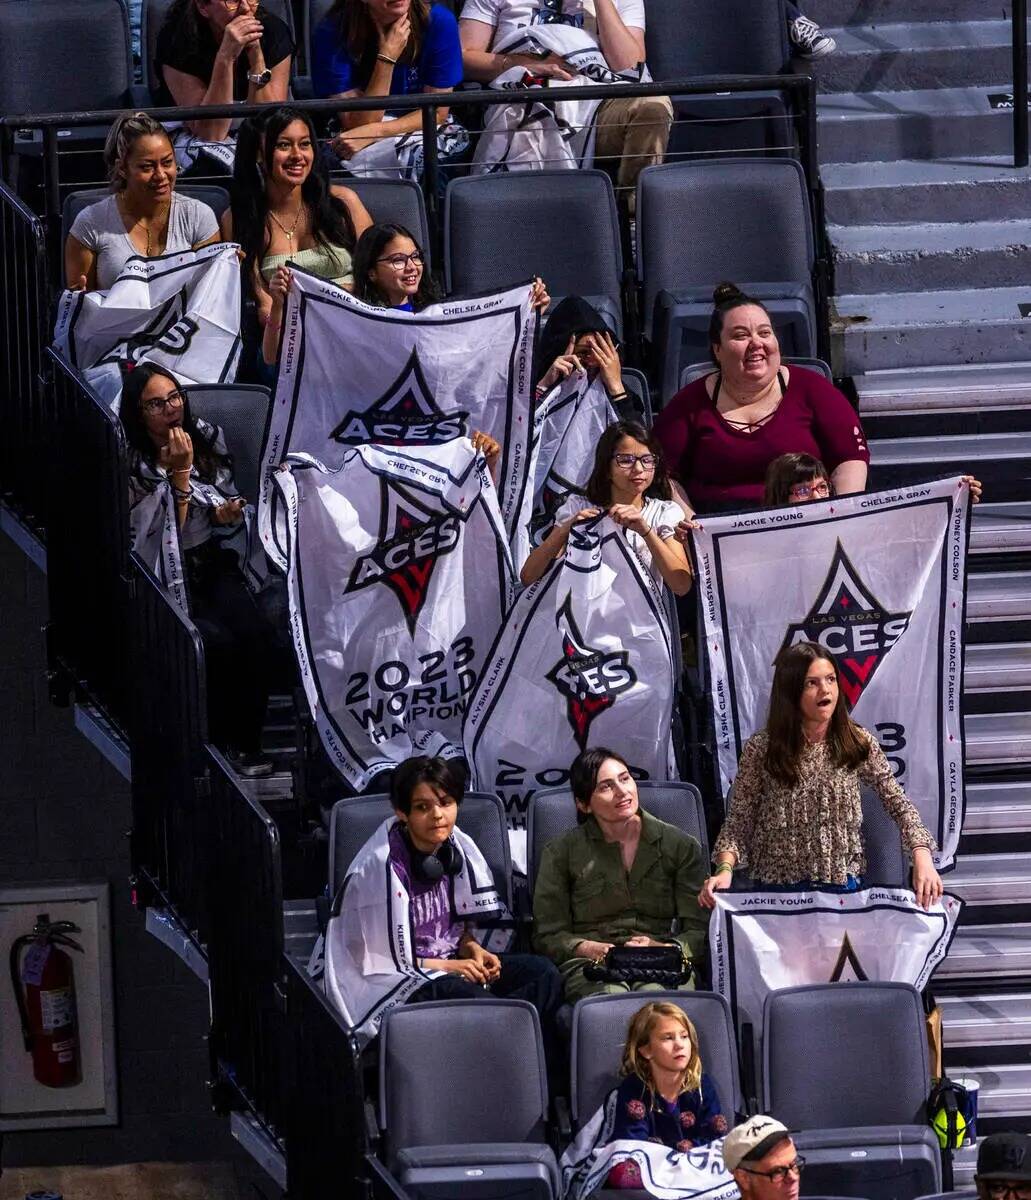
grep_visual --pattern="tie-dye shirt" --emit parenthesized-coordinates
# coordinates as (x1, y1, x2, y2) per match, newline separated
(387, 823, 465, 959)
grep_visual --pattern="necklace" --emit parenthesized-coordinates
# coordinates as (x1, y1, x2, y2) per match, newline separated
(268, 202, 305, 244)
(119, 194, 170, 257)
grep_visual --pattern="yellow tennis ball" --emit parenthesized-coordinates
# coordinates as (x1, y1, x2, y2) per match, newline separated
(932, 1106, 967, 1149)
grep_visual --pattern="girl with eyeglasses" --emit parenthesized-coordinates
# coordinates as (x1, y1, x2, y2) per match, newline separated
(519, 420, 693, 595)
(352, 222, 439, 311)
(763, 452, 833, 507)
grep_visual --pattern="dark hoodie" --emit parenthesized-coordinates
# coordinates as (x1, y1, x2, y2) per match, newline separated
(536, 295, 615, 385)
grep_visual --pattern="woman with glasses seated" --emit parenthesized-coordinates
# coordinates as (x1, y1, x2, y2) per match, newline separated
(122, 363, 278, 776)
(519, 419, 693, 595)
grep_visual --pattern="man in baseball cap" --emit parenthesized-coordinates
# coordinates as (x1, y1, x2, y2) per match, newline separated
(976, 1133, 1031, 1200)
(722, 1116, 803, 1200)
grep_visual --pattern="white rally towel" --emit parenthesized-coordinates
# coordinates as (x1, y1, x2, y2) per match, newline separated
(260, 271, 536, 570)
(708, 888, 963, 1054)
(341, 117, 470, 180)
(561, 1093, 739, 1200)
(472, 24, 647, 173)
(690, 478, 970, 868)
(325, 816, 509, 1046)
(52, 242, 242, 411)
(465, 511, 675, 830)
(278, 438, 514, 790)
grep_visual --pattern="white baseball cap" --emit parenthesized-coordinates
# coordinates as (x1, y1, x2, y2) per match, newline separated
(722, 1115, 793, 1173)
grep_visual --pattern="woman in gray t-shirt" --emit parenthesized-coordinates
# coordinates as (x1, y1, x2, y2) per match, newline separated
(65, 111, 220, 292)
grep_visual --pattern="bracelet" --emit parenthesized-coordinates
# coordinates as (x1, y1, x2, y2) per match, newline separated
(607, 390, 629, 402)
(173, 487, 192, 502)
(377, 53, 398, 65)
(714, 862, 733, 875)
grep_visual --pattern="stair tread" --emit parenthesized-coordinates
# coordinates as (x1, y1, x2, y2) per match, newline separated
(830, 218, 1031, 255)
(823, 157, 1031, 191)
(819, 84, 1015, 120)
(969, 502, 1031, 551)
(828, 20, 1017, 51)
(835, 285, 1031, 329)
(949, 852, 1031, 883)
(857, 364, 1031, 414)
(867, 429, 1031, 459)
(969, 572, 1031, 602)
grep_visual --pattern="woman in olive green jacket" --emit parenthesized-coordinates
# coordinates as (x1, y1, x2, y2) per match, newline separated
(532, 747, 710, 1003)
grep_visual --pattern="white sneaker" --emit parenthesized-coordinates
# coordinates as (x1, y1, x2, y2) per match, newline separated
(790, 15, 837, 59)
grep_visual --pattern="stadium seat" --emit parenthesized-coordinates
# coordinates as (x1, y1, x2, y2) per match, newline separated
(644, 0, 792, 161)
(61, 186, 233, 249)
(526, 780, 708, 895)
(913, 1193, 975, 1200)
(328, 791, 513, 909)
(379, 998, 559, 1199)
(636, 159, 817, 402)
(331, 175, 432, 268)
(570, 989, 744, 1128)
(679, 356, 833, 391)
(444, 171, 625, 337)
(187, 385, 271, 508)
(764, 983, 940, 1200)
(619, 368, 653, 428)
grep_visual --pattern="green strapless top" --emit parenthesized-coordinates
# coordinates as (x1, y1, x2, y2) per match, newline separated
(261, 242, 353, 286)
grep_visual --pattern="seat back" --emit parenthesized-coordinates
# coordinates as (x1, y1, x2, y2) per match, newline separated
(527, 781, 707, 894)
(187, 385, 271, 507)
(620, 368, 653, 427)
(571, 990, 743, 1125)
(679, 356, 831, 391)
(62, 186, 232, 249)
(861, 786, 908, 888)
(763, 983, 930, 1129)
(380, 999, 548, 1162)
(637, 159, 814, 330)
(329, 791, 512, 907)
(644, 0, 788, 79)
(0, 0, 131, 114)
(332, 175, 432, 267)
(444, 172, 623, 316)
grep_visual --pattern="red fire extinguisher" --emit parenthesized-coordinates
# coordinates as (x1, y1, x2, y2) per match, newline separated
(9, 914, 83, 1089)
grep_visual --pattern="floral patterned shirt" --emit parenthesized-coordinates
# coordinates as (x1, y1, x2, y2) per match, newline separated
(610, 1072, 726, 1153)
(713, 726, 936, 885)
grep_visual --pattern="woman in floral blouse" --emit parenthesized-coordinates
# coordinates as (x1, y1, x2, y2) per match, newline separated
(699, 641, 943, 909)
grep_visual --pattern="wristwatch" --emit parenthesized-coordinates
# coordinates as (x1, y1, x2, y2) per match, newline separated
(247, 67, 272, 87)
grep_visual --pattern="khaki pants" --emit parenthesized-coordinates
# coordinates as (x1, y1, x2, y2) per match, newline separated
(593, 93, 674, 200)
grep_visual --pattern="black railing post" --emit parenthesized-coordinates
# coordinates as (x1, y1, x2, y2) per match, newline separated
(1015, 0, 1029, 168)
(42, 126, 63, 287)
(420, 104, 443, 272)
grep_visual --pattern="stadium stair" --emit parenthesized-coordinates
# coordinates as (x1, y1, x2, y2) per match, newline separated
(809, 0, 1031, 1141)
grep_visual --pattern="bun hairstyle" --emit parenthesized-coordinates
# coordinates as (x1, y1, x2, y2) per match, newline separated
(104, 112, 173, 191)
(707, 280, 773, 363)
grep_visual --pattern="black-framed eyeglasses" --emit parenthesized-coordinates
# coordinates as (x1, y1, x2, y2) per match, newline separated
(143, 388, 185, 414)
(740, 1157, 806, 1184)
(984, 1184, 1031, 1200)
(377, 251, 424, 271)
(612, 453, 657, 470)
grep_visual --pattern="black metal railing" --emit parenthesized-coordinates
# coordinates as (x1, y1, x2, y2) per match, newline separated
(1014, 0, 1029, 167)
(208, 745, 288, 1139)
(46, 348, 132, 723)
(0, 182, 50, 536)
(129, 550, 211, 945)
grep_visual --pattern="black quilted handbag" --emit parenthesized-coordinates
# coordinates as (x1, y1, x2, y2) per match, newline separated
(583, 943, 693, 987)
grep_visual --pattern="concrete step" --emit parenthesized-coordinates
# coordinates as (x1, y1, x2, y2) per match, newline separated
(939, 924, 1031, 979)
(830, 219, 1031, 295)
(814, 21, 1018, 94)
(947, 851, 1031, 904)
(970, 503, 1031, 554)
(965, 712, 1031, 764)
(833, 286, 1031, 374)
(866, 431, 1031, 490)
(824, 158, 1031, 227)
(964, 779, 1031, 835)
(818, 86, 1020, 164)
(856, 363, 1031, 416)
(950, 1063, 1031, 1116)
(968, 572, 1031, 623)
(938, 992, 1031, 1046)
(810, 0, 1012, 23)
(965, 643, 1031, 692)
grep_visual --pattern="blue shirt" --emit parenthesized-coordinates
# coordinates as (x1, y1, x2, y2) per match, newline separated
(312, 3, 463, 100)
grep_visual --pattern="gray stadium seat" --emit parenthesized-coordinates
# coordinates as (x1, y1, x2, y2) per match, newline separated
(570, 989, 743, 1127)
(620, 368, 653, 428)
(914, 1193, 976, 1200)
(328, 791, 513, 909)
(526, 780, 708, 896)
(62, 186, 232, 249)
(379, 999, 559, 1199)
(444, 171, 624, 337)
(187, 385, 271, 508)
(764, 983, 940, 1200)
(330, 175, 432, 268)
(678, 356, 833, 392)
(636, 159, 817, 402)
(644, 0, 792, 161)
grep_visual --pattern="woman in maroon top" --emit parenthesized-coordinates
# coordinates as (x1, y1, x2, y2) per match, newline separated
(653, 283, 870, 517)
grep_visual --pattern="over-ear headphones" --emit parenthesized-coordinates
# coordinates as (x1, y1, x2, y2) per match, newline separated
(402, 827, 464, 883)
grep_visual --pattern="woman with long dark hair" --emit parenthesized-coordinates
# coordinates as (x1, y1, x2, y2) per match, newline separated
(312, 0, 464, 173)
(122, 362, 277, 776)
(223, 106, 373, 363)
(520, 419, 692, 595)
(699, 641, 942, 908)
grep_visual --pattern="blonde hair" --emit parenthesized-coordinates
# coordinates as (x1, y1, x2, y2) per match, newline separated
(103, 112, 173, 191)
(620, 1002, 702, 1096)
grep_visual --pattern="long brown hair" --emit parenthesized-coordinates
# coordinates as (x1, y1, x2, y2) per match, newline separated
(330, 0, 430, 82)
(621, 1003, 703, 1096)
(583, 420, 672, 508)
(764, 642, 869, 787)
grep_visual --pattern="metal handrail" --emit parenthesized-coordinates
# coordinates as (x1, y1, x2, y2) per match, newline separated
(1014, 0, 1028, 168)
